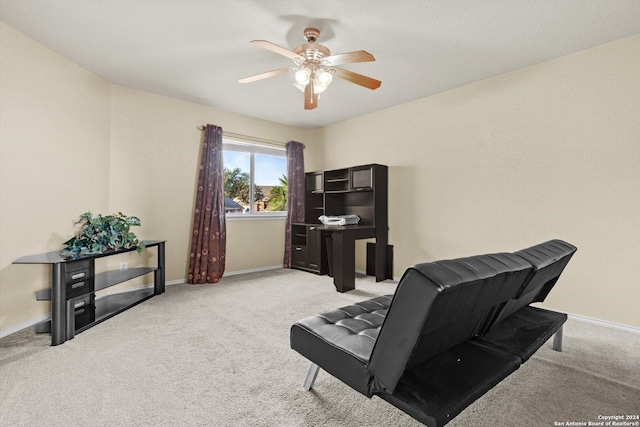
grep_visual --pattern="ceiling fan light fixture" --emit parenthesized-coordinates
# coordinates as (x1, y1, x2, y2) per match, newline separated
(312, 69, 332, 94)
(241, 27, 380, 110)
(294, 67, 311, 85)
(313, 84, 328, 94)
(315, 68, 333, 86)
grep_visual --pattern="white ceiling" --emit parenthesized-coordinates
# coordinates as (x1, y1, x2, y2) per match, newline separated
(2, 0, 640, 129)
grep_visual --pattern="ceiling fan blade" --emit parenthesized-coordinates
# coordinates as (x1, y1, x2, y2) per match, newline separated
(239, 67, 293, 83)
(304, 82, 318, 110)
(322, 50, 375, 66)
(250, 40, 303, 61)
(331, 67, 381, 90)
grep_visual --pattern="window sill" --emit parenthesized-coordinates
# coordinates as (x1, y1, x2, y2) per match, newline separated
(226, 213, 287, 221)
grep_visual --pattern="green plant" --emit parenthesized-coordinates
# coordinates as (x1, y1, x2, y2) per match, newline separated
(224, 167, 263, 203)
(266, 174, 287, 211)
(61, 212, 145, 258)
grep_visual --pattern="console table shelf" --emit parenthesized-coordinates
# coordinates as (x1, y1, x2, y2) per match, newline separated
(13, 240, 165, 346)
(91, 287, 155, 328)
(94, 267, 157, 292)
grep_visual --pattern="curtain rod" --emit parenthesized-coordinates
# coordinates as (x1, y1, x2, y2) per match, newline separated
(196, 126, 305, 149)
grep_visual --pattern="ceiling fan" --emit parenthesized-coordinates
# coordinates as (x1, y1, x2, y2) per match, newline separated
(239, 27, 381, 110)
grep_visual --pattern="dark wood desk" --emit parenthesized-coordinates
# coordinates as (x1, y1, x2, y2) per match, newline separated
(293, 164, 390, 292)
(319, 225, 388, 292)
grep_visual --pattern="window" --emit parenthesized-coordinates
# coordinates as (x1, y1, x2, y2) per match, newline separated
(223, 139, 287, 217)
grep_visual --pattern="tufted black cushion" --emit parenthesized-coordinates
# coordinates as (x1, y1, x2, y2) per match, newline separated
(293, 295, 391, 362)
(290, 295, 392, 395)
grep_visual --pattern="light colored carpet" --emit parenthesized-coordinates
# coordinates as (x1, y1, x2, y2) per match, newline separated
(1, 269, 638, 426)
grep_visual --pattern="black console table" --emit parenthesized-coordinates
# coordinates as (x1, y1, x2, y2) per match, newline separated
(13, 240, 165, 346)
(293, 164, 391, 292)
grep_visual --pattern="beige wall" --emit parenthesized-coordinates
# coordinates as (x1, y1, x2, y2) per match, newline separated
(0, 22, 315, 332)
(316, 34, 640, 327)
(0, 22, 112, 330)
(1, 20, 638, 332)
(109, 86, 314, 281)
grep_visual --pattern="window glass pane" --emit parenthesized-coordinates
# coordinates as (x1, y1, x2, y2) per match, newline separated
(255, 153, 287, 213)
(222, 141, 287, 215)
(223, 150, 250, 214)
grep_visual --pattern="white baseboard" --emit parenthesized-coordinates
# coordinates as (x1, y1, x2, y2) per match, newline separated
(171, 265, 283, 284)
(0, 313, 51, 339)
(568, 312, 640, 334)
(355, 269, 401, 282)
(0, 283, 183, 340)
(170, 271, 640, 336)
(0, 268, 277, 339)
(223, 265, 283, 277)
(4, 269, 638, 338)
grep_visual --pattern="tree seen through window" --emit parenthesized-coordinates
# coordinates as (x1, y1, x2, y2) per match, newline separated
(222, 141, 287, 214)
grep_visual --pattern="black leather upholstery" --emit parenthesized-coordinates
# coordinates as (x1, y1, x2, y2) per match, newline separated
(491, 239, 577, 327)
(290, 295, 392, 395)
(369, 252, 532, 394)
(475, 305, 567, 361)
(477, 239, 576, 361)
(378, 340, 521, 427)
(290, 240, 577, 426)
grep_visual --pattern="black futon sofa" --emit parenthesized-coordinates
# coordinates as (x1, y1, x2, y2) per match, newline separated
(290, 239, 576, 426)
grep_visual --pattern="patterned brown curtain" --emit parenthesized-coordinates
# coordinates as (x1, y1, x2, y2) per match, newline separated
(283, 141, 305, 268)
(188, 124, 226, 283)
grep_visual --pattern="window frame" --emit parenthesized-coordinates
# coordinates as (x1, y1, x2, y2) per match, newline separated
(222, 138, 287, 220)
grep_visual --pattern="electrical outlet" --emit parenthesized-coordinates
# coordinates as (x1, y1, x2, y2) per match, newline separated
(119, 262, 128, 271)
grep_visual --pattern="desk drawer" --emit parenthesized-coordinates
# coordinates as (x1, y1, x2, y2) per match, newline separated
(292, 245, 307, 267)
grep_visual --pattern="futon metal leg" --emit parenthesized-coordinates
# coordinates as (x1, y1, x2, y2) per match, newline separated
(552, 325, 564, 352)
(303, 363, 320, 391)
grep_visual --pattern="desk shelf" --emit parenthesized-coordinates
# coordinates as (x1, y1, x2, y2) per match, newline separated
(293, 165, 390, 291)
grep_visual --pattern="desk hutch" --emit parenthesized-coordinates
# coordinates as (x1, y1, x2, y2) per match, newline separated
(292, 164, 391, 292)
